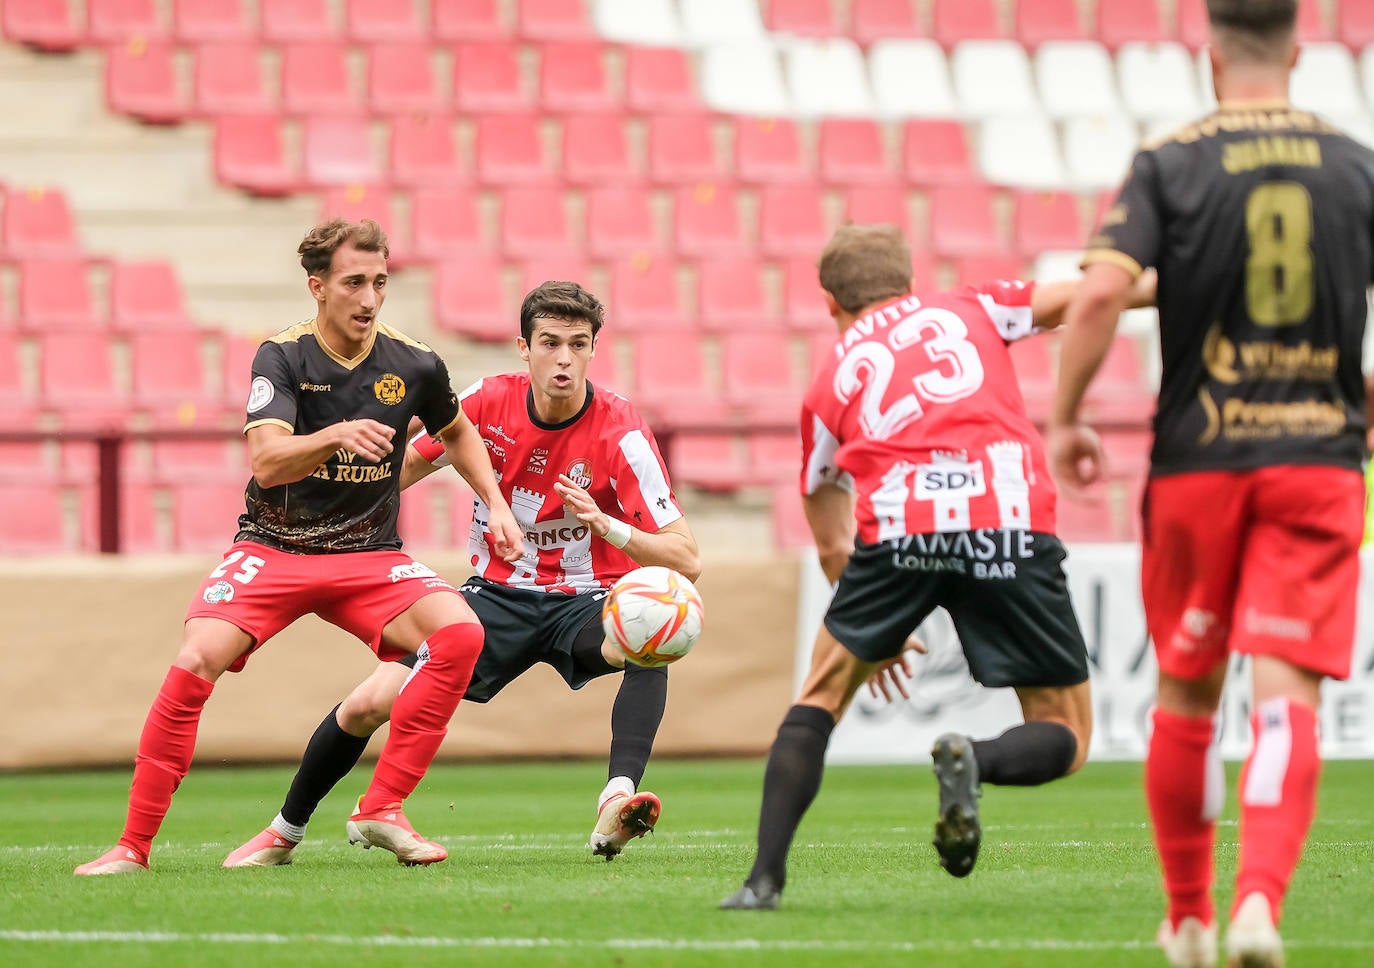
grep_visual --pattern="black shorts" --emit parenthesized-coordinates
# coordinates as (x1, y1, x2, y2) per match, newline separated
(399, 577, 612, 703)
(824, 529, 1089, 689)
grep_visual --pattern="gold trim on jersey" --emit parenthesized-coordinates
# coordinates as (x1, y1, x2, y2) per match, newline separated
(1080, 248, 1143, 279)
(1143, 105, 1341, 151)
(375, 321, 437, 353)
(430, 412, 463, 441)
(244, 417, 294, 435)
(267, 319, 378, 370)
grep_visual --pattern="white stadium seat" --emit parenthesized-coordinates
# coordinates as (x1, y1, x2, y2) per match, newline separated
(1291, 43, 1364, 117)
(1063, 115, 1139, 190)
(977, 116, 1067, 188)
(678, 0, 765, 45)
(593, 0, 681, 46)
(1034, 41, 1120, 119)
(868, 39, 959, 118)
(952, 41, 1040, 118)
(1117, 42, 1203, 121)
(700, 42, 792, 116)
(1331, 113, 1374, 149)
(784, 38, 874, 117)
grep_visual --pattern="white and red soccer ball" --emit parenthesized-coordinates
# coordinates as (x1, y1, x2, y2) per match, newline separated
(601, 566, 704, 667)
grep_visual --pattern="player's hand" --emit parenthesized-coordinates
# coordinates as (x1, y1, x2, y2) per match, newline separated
(865, 635, 927, 703)
(1046, 422, 1105, 502)
(554, 474, 609, 534)
(486, 503, 526, 563)
(335, 418, 395, 463)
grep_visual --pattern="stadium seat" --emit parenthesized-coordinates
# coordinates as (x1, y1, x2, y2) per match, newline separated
(608, 256, 688, 330)
(808, 328, 841, 373)
(910, 250, 938, 291)
(1007, 332, 1056, 421)
(389, 114, 460, 187)
(770, 483, 812, 550)
(817, 119, 892, 185)
(745, 431, 801, 485)
(679, 0, 766, 44)
(452, 41, 531, 114)
(109, 260, 188, 330)
(88, 0, 165, 44)
(766, 0, 835, 37)
(1012, 190, 1083, 256)
(432, 0, 506, 41)
(517, 0, 596, 40)
(1175, 0, 1209, 48)
(193, 42, 273, 116)
(318, 184, 396, 241)
(734, 117, 811, 184)
(951, 40, 1038, 117)
(150, 438, 239, 479)
(673, 184, 748, 258)
(407, 186, 484, 261)
(901, 118, 974, 186)
(623, 47, 699, 114)
(699, 42, 790, 116)
(398, 485, 443, 549)
(697, 259, 774, 330)
(173, 0, 252, 43)
(647, 114, 723, 184)
(0, 330, 38, 422)
(499, 187, 576, 258)
(1296, 0, 1331, 41)
(346, 0, 425, 42)
(539, 42, 619, 114)
(128, 329, 216, 419)
(1, 186, 80, 259)
(18, 258, 99, 330)
(1, 483, 69, 554)
(931, 0, 1001, 46)
(928, 184, 1003, 258)
(169, 480, 247, 552)
(758, 183, 830, 259)
(953, 254, 1026, 288)
(628, 329, 724, 427)
(1034, 41, 1119, 118)
(849, 0, 921, 46)
(367, 43, 444, 115)
(1055, 492, 1120, 543)
(108, 478, 163, 553)
(1014, 0, 1085, 47)
(281, 42, 359, 116)
(260, 0, 338, 42)
(593, 0, 681, 46)
(868, 39, 959, 118)
(781, 256, 831, 331)
(105, 39, 186, 124)
(585, 187, 660, 259)
(38, 331, 125, 420)
(1338, 0, 1374, 47)
(1096, 0, 1165, 48)
(0, 438, 50, 481)
(720, 330, 801, 424)
(977, 115, 1067, 188)
(842, 185, 911, 232)
(473, 114, 550, 185)
(3, 0, 83, 51)
(1117, 42, 1202, 121)
(517, 254, 589, 295)
(1062, 116, 1138, 190)
(562, 113, 638, 185)
(214, 114, 295, 196)
(220, 332, 264, 409)
(301, 116, 380, 187)
(1100, 428, 1152, 481)
(784, 38, 874, 117)
(586, 328, 623, 392)
(1083, 335, 1153, 423)
(1290, 43, 1363, 117)
(432, 257, 511, 341)
(668, 433, 745, 492)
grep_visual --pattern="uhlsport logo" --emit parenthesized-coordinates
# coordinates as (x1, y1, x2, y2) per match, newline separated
(565, 458, 593, 489)
(203, 580, 235, 604)
(374, 373, 406, 405)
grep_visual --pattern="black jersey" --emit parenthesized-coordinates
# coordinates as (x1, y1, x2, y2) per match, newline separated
(238, 320, 462, 553)
(1085, 102, 1374, 474)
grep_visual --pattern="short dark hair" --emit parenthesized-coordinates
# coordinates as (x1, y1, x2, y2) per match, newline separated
(817, 224, 913, 314)
(1206, 0, 1297, 64)
(298, 218, 389, 277)
(519, 280, 605, 341)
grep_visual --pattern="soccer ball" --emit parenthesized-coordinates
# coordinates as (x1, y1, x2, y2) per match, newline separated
(601, 566, 705, 667)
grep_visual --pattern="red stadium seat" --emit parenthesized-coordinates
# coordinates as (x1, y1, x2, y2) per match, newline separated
(516, 0, 595, 40)
(128, 329, 216, 419)
(346, 0, 424, 42)
(1014, 0, 1085, 47)
(3, 0, 82, 51)
(173, 0, 251, 43)
(214, 114, 295, 196)
(474, 114, 550, 185)
(1083, 335, 1153, 423)
(746, 430, 802, 485)
(843, 185, 911, 232)
(105, 40, 186, 124)
(929, 184, 1004, 258)
(1055, 493, 1121, 543)
(2, 186, 80, 259)
(18, 258, 99, 331)
(281, 42, 359, 116)
(781, 256, 831, 332)
(398, 485, 443, 550)
(150, 438, 239, 478)
(910, 250, 938, 292)
(169, 480, 246, 552)
(668, 433, 746, 492)
(1296, 0, 1330, 41)
(500, 186, 576, 258)
(721, 330, 801, 425)
(517, 254, 589, 295)
(818, 119, 892, 185)
(220, 332, 265, 409)
(389, 114, 460, 187)
(112, 478, 165, 553)
(674, 184, 748, 258)
(38, 330, 125, 419)
(647, 114, 723, 185)
(367, 43, 444, 115)
(0, 330, 38, 422)
(808, 328, 841, 374)
(1012, 190, 1083, 256)
(1008, 332, 1056, 422)
(193, 42, 273, 116)
(585, 187, 659, 259)
(260, 0, 337, 42)
(952, 255, 1026, 287)
(697, 259, 774, 330)
(432, 257, 511, 341)
(539, 42, 619, 114)
(562, 113, 638, 186)
(1175, 0, 1209, 48)
(318, 184, 396, 239)
(1338, 0, 1374, 47)
(735, 117, 811, 184)
(624, 47, 699, 114)
(432, 0, 506, 41)
(628, 329, 724, 426)
(758, 183, 830, 259)
(902, 119, 974, 186)
(88, 0, 165, 44)
(0, 438, 50, 480)
(1, 483, 70, 553)
(109, 260, 188, 329)
(770, 483, 812, 550)
(301, 117, 380, 187)
(1100, 429, 1152, 481)
(453, 41, 530, 114)
(849, 0, 921, 45)
(609, 256, 688, 330)
(586, 329, 622, 393)
(767, 0, 836, 37)
(407, 186, 484, 262)
(931, 0, 1002, 46)
(1097, 0, 1165, 48)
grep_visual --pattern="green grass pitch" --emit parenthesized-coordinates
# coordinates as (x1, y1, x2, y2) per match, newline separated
(1, 759, 1370, 967)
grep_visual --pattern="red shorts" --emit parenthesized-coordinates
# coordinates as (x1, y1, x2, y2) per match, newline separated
(184, 540, 460, 672)
(1141, 466, 1364, 681)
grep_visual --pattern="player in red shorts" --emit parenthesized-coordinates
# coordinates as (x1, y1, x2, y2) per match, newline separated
(74, 218, 523, 875)
(222, 280, 701, 867)
(1050, 3, 1374, 964)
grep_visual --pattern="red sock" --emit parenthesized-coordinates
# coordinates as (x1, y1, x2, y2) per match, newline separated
(359, 622, 484, 812)
(1146, 707, 1222, 928)
(119, 666, 215, 857)
(1234, 697, 1319, 924)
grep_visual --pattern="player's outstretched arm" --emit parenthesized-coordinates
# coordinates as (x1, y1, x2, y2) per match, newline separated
(399, 441, 442, 491)
(553, 475, 702, 580)
(803, 483, 856, 585)
(1028, 269, 1155, 332)
(248, 420, 394, 489)
(436, 412, 524, 562)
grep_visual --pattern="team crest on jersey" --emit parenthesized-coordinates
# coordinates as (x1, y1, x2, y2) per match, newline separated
(374, 373, 406, 405)
(564, 459, 592, 489)
(202, 580, 235, 604)
(246, 376, 274, 413)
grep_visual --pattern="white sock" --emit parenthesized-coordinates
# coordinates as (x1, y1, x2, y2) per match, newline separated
(597, 776, 635, 812)
(272, 812, 307, 844)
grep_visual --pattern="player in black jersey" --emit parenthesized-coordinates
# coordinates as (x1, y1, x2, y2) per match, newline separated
(1049, 3, 1374, 965)
(76, 219, 524, 876)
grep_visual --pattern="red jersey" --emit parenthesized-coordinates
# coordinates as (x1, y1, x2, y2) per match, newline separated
(414, 374, 683, 592)
(801, 284, 1057, 544)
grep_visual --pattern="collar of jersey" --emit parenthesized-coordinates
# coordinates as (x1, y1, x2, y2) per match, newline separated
(1216, 98, 1291, 111)
(526, 380, 594, 431)
(311, 319, 378, 369)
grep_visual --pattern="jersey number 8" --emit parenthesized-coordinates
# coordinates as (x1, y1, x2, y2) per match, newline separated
(1245, 181, 1314, 327)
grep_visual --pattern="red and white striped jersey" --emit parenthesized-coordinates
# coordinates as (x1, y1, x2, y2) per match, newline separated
(801, 283, 1058, 543)
(414, 373, 683, 592)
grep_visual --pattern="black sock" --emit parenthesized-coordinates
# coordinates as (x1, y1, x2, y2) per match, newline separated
(972, 721, 1078, 786)
(607, 663, 668, 786)
(280, 704, 372, 828)
(746, 704, 836, 892)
